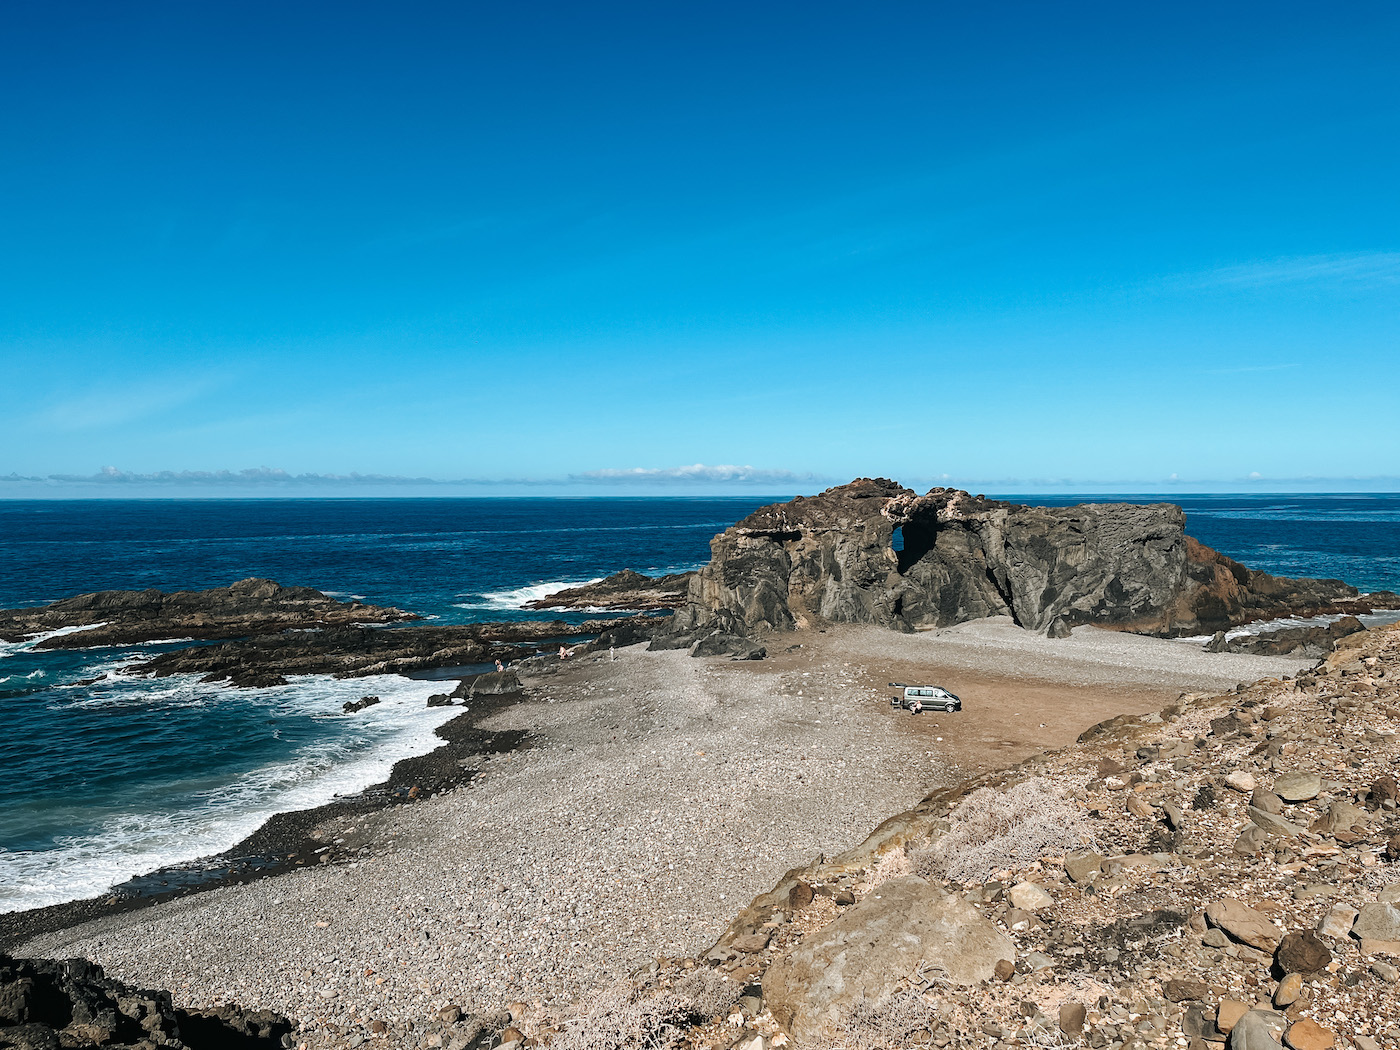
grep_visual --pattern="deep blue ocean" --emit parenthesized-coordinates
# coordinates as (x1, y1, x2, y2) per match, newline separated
(2, 493, 1398, 913)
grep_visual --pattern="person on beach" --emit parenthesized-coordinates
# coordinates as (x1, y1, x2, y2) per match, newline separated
(495, 659, 504, 673)
(609, 645, 615, 662)
(559, 645, 568, 660)
(909, 698, 923, 715)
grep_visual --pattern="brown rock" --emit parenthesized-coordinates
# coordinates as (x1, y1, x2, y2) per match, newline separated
(1216, 1000, 1250, 1033)
(1274, 931, 1331, 975)
(1207, 899, 1284, 951)
(788, 880, 815, 909)
(1164, 978, 1210, 1002)
(732, 931, 773, 953)
(1126, 795, 1155, 819)
(1273, 973, 1303, 1007)
(1284, 1019, 1334, 1050)
(994, 959, 1015, 981)
(1250, 788, 1285, 815)
(369, 1020, 387, 1035)
(1059, 1003, 1086, 1036)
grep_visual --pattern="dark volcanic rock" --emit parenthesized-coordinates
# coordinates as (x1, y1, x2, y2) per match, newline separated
(449, 670, 523, 700)
(521, 569, 694, 611)
(128, 617, 657, 687)
(0, 579, 415, 648)
(0, 953, 292, 1049)
(1213, 615, 1368, 657)
(672, 479, 1377, 637)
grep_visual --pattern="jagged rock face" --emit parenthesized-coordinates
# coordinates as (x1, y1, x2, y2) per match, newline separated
(0, 953, 292, 1049)
(679, 480, 1371, 637)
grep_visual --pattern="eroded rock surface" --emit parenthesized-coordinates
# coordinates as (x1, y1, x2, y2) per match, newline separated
(672, 479, 1391, 638)
(761, 876, 1014, 1043)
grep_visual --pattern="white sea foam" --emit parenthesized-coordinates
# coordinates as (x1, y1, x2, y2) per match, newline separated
(0, 672, 458, 914)
(0, 623, 107, 661)
(1174, 608, 1400, 646)
(460, 578, 604, 611)
(0, 669, 45, 685)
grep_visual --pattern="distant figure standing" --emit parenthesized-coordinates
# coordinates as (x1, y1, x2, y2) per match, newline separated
(609, 645, 615, 662)
(559, 645, 568, 660)
(495, 658, 504, 673)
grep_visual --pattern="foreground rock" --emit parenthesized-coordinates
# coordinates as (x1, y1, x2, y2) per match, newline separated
(521, 569, 694, 612)
(762, 876, 1014, 1043)
(673, 479, 1395, 639)
(0, 578, 415, 648)
(0, 953, 292, 1049)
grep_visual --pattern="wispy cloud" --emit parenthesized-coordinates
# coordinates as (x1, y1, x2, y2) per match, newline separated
(42, 466, 441, 487)
(570, 464, 822, 485)
(1184, 251, 1400, 291)
(34, 377, 223, 432)
(0, 463, 823, 492)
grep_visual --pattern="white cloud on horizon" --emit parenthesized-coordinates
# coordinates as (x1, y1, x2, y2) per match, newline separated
(569, 463, 820, 485)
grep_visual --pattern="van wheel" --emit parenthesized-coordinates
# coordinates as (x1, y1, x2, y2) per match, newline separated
(944, 704, 957, 712)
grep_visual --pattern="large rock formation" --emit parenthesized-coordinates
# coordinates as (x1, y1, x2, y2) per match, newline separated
(673, 479, 1389, 638)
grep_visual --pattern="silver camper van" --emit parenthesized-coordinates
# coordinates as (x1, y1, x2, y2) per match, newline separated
(888, 682, 962, 713)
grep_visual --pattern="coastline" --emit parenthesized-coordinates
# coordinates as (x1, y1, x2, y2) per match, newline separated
(9, 623, 1315, 1045)
(0, 686, 528, 952)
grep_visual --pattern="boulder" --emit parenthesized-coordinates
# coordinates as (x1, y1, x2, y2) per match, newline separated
(1272, 773, 1322, 802)
(1229, 1010, 1287, 1050)
(1207, 899, 1284, 951)
(1284, 1019, 1335, 1050)
(762, 876, 1014, 1043)
(1008, 882, 1054, 911)
(1275, 931, 1331, 974)
(1351, 901, 1400, 942)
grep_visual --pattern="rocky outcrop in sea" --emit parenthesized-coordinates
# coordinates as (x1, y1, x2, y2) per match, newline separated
(0, 578, 415, 648)
(669, 479, 1395, 641)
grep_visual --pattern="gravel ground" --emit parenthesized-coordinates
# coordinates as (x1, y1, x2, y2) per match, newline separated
(833, 617, 1314, 692)
(18, 644, 951, 1044)
(16, 624, 1310, 1047)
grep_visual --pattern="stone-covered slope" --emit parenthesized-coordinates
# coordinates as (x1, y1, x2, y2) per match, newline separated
(544, 621, 1400, 1050)
(674, 479, 1388, 638)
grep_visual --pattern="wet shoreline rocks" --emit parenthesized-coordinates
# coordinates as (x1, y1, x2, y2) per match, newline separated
(0, 578, 416, 648)
(521, 569, 694, 612)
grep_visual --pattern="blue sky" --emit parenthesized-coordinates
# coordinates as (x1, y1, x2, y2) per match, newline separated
(3, 1, 1398, 495)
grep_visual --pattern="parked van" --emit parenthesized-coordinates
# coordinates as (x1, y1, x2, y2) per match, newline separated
(888, 682, 962, 713)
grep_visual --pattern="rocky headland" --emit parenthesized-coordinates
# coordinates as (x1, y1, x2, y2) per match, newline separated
(667, 480, 1396, 644)
(0, 578, 416, 648)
